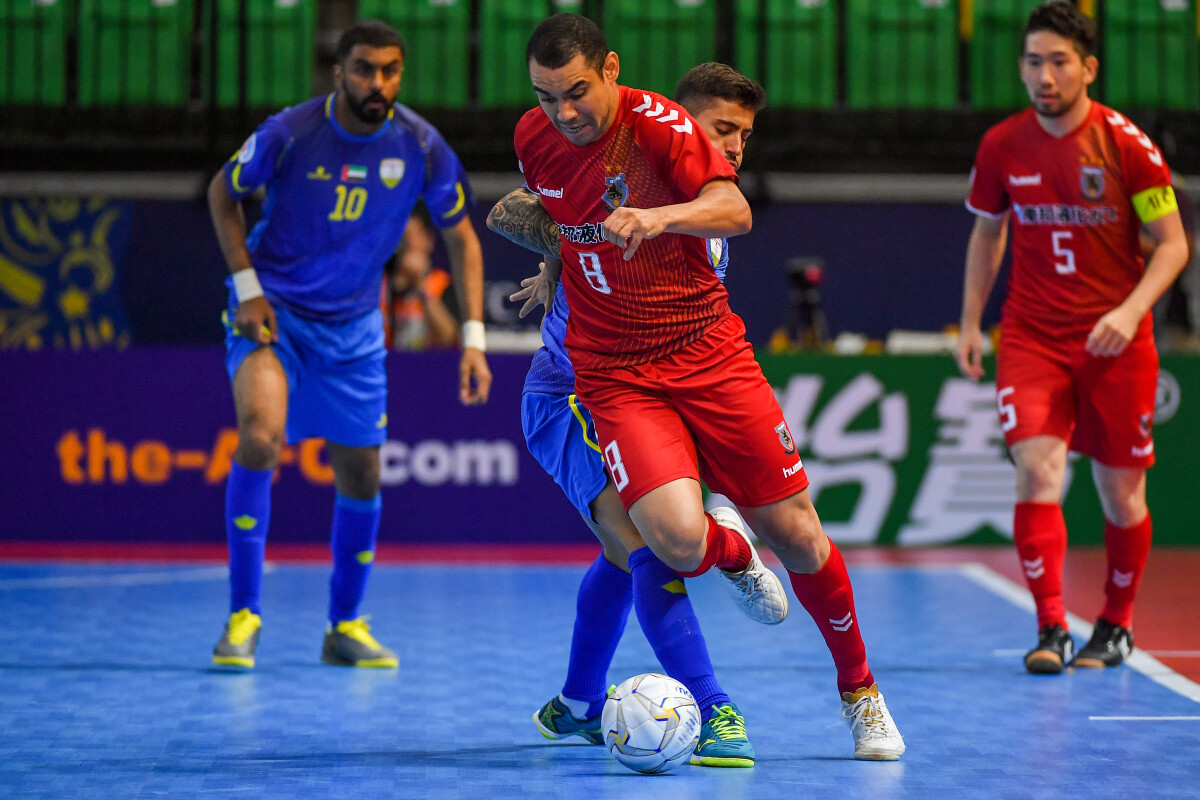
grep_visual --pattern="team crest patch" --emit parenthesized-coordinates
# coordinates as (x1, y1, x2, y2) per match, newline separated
(603, 172, 629, 211)
(1139, 412, 1153, 439)
(774, 421, 797, 455)
(380, 158, 405, 189)
(1080, 166, 1106, 200)
(236, 133, 257, 164)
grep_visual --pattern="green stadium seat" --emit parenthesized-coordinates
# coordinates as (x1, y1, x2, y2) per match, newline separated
(479, 0, 572, 108)
(735, 0, 836, 108)
(967, 0, 1043, 110)
(78, 0, 192, 106)
(604, 0, 717, 99)
(358, 0, 469, 109)
(1103, 0, 1199, 111)
(0, 0, 68, 104)
(212, 0, 316, 108)
(846, 0, 958, 109)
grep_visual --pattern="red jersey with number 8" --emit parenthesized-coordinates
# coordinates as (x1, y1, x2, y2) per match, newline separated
(514, 85, 738, 371)
(966, 102, 1175, 338)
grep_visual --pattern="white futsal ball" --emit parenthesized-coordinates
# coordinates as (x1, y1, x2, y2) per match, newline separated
(601, 673, 701, 774)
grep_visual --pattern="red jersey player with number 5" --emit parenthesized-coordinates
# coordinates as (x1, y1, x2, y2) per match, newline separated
(957, 2, 1188, 675)
(514, 14, 903, 760)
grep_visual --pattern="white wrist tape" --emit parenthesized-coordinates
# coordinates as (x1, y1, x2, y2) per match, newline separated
(461, 320, 486, 352)
(232, 269, 264, 302)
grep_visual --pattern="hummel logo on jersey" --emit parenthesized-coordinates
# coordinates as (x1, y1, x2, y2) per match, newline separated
(1107, 109, 1164, 166)
(1009, 174, 1042, 186)
(537, 184, 563, 199)
(782, 459, 804, 478)
(1111, 570, 1134, 588)
(631, 93, 694, 134)
(1131, 442, 1154, 458)
(829, 612, 854, 632)
(1023, 557, 1045, 579)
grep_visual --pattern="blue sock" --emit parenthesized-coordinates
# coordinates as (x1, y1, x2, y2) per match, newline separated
(561, 553, 633, 718)
(225, 462, 273, 615)
(328, 493, 382, 624)
(629, 546, 729, 723)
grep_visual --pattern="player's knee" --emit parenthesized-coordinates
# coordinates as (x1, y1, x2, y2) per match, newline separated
(337, 461, 381, 498)
(756, 502, 826, 574)
(234, 422, 284, 469)
(643, 520, 708, 573)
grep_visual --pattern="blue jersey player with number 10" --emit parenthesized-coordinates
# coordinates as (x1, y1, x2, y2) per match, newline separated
(206, 20, 491, 670)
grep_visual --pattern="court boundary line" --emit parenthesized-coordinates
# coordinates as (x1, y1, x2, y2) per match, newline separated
(0, 565, 270, 590)
(959, 562, 1200, 704)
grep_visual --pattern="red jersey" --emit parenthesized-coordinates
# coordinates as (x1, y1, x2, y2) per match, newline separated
(514, 85, 738, 371)
(967, 102, 1175, 337)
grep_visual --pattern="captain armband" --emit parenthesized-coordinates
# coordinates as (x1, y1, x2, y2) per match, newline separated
(1132, 185, 1178, 224)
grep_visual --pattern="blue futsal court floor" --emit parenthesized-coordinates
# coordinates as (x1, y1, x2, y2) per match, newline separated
(1, 559, 1197, 800)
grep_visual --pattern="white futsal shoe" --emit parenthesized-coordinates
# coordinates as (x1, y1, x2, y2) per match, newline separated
(840, 684, 906, 761)
(709, 506, 789, 625)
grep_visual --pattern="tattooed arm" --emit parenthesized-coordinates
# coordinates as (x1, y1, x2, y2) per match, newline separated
(486, 187, 562, 257)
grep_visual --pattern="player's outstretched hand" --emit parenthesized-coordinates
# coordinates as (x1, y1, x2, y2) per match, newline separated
(508, 261, 555, 319)
(234, 296, 278, 344)
(459, 348, 492, 406)
(1086, 305, 1139, 357)
(603, 207, 667, 261)
(955, 326, 986, 380)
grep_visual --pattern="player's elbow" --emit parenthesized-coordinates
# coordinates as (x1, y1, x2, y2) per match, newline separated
(485, 201, 504, 234)
(729, 196, 752, 235)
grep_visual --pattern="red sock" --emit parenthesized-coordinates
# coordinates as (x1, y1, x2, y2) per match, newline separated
(1100, 515, 1152, 629)
(1013, 501, 1068, 630)
(787, 540, 874, 696)
(675, 513, 751, 578)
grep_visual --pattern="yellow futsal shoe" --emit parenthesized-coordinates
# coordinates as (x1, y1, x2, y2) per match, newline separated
(321, 616, 399, 668)
(213, 608, 261, 669)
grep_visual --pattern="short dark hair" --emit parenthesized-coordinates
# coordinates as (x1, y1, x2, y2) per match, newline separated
(674, 63, 766, 115)
(337, 20, 406, 63)
(526, 13, 608, 75)
(1023, 1, 1097, 58)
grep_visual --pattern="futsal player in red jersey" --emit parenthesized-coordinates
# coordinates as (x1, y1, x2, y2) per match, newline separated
(513, 13, 904, 759)
(957, 1, 1188, 675)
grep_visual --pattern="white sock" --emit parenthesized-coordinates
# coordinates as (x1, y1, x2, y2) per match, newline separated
(559, 693, 592, 719)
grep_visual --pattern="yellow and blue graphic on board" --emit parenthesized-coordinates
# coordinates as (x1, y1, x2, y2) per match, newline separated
(0, 198, 132, 351)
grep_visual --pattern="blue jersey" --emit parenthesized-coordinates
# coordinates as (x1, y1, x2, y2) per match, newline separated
(523, 238, 729, 396)
(224, 94, 472, 321)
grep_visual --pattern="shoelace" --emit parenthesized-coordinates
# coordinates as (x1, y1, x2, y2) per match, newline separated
(843, 694, 894, 741)
(708, 705, 747, 741)
(337, 616, 383, 648)
(226, 609, 259, 645)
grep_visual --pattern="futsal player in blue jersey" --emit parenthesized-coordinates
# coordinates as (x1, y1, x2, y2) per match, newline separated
(489, 64, 771, 767)
(207, 20, 491, 669)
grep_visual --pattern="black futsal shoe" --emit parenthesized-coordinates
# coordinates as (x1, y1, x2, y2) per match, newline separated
(1024, 624, 1075, 674)
(1072, 619, 1133, 669)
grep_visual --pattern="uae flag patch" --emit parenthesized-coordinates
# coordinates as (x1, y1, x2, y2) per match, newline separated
(341, 164, 367, 182)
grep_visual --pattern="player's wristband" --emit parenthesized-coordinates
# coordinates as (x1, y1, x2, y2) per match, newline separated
(232, 269, 264, 303)
(461, 320, 486, 352)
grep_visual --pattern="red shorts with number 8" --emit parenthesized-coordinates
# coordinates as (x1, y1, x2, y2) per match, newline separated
(994, 315, 1158, 468)
(572, 314, 810, 510)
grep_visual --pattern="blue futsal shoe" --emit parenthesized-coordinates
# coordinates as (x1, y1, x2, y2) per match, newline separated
(690, 702, 755, 767)
(532, 696, 603, 745)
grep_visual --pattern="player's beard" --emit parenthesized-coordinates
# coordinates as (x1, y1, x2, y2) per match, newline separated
(344, 84, 392, 124)
(1031, 87, 1082, 119)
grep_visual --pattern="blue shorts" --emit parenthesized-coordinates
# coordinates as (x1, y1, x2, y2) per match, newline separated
(521, 391, 608, 522)
(224, 298, 387, 447)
